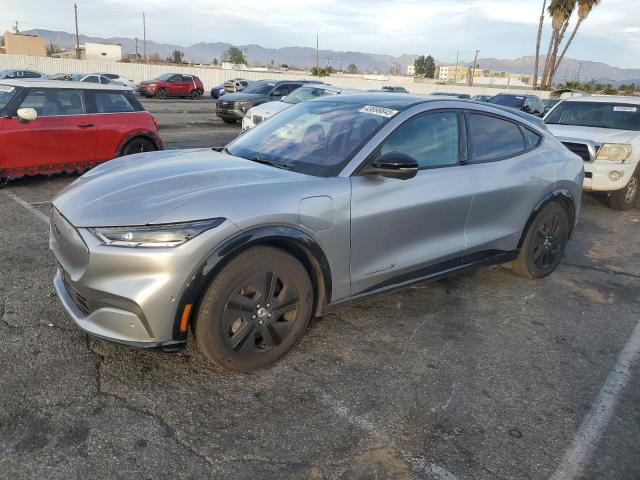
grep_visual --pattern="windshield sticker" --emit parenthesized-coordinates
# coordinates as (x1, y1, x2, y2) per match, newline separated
(359, 105, 399, 118)
(613, 106, 637, 113)
(0, 85, 15, 93)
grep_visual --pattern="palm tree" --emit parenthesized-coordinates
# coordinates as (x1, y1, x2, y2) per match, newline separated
(533, 0, 548, 88)
(551, 0, 601, 82)
(541, 0, 576, 89)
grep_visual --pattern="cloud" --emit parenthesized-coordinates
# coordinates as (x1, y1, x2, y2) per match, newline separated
(3, 0, 639, 68)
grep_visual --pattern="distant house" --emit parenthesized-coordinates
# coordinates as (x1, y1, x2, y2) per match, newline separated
(407, 65, 415, 76)
(2, 31, 46, 57)
(55, 42, 122, 61)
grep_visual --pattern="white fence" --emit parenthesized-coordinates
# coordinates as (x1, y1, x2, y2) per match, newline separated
(0, 54, 550, 98)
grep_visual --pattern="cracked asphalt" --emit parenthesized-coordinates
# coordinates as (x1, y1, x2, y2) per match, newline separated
(1, 97, 639, 480)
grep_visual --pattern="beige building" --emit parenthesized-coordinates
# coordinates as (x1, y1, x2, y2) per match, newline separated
(2, 31, 46, 57)
(473, 69, 534, 86)
(56, 42, 122, 61)
(435, 65, 469, 83)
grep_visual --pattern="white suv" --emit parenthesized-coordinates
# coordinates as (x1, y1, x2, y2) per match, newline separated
(546, 96, 640, 210)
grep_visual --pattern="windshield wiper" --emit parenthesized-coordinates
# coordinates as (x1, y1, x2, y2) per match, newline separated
(212, 146, 230, 153)
(243, 156, 290, 170)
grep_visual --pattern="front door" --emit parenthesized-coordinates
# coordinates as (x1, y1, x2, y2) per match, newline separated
(349, 110, 473, 296)
(2, 88, 97, 171)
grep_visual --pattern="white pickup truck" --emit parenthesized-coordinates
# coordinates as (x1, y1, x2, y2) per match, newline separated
(546, 96, 640, 210)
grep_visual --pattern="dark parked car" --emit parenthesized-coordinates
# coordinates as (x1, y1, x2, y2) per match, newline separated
(210, 78, 250, 98)
(471, 95, 493, 102)
(215, 79, 311, 124)
(0, 69, 44, 79)
(382, 86, 409, 93)
(488, 93, 545, 117)
(543, 98, 561, 114)
(430, 92, 472, 99)
(137, 73, 205, 99)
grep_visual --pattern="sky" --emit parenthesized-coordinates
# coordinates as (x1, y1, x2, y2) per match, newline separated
(3, 0, 639, 68)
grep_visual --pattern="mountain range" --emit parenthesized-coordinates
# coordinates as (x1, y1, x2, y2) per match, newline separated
(23, 29, 640, 84)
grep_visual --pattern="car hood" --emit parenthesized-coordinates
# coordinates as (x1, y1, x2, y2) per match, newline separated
(219, 92, 268, 102)
(248, 101, 292, 118)
(546, 124, 640, 144)
(52, 148, 308, 227)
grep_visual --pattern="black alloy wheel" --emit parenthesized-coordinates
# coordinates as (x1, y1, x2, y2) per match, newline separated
(156, 88, 168, 99)
(195, 246, 313, 371)
(120, 137, 156, 156)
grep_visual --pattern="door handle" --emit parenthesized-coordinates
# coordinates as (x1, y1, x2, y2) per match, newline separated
(76, 123, 94, 128)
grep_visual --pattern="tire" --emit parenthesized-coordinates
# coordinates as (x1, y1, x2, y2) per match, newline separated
(156, 88, 168, 99)
(609, 173, 638, 211)
(195, 246, 313, 372)
(190, 89, 202, 100)
(511, 202, 570, 279)
(120, 137, 157, 156)
(221, 118, 237, 125)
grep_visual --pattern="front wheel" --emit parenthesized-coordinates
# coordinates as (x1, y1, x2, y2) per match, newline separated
(609, 173, 638, 211)
(511, 202, 569, 279)
(195, 246, 313, 372)
(156, 88, 168, 99)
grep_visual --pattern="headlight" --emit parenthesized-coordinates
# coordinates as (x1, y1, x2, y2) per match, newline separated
(239, 100, 253, 111)
(90, 218, 225, 248)
(596, 144, 632, 162)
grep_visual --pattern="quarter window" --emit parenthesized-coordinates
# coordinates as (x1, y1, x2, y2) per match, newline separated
(468, 113, 525, 162)
(94, 91, 135, 113)
(378, 111, 459, 168)
(20, 89, 86, 116)
(83, 76, 100, 83)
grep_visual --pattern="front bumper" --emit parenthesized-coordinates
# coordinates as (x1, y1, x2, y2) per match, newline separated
(583, 160, 638, 192)
(216, 107, 244, 121)
(137, 85, 157, 96)
(50, 209, 239, 349)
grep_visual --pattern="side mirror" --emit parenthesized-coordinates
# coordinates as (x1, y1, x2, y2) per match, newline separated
(17, 107, 38, 122)
(366, 152, 419, 180)
(271, 90, 282, 97)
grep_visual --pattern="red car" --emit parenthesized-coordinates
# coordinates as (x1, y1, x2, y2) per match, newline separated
(0, 79, 162, 186)
(137, 73, 204, 99)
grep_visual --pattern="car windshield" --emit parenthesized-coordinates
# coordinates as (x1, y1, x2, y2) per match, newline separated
(154, 73, 174, 81)
(0, 84, 18, 110)
(489, 95, 525, 108)
(242, 81, 276, 95)
(283, 87, 334, 104)
(226, 101, 391, 177)
(545, 102, 640, 131)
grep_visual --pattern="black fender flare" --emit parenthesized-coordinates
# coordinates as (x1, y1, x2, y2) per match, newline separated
(171, 225, 333, 342)
(518, 189, 577, 249)
(115, 130, 163, 157)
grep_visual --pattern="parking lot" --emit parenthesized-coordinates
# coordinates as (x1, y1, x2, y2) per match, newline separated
(1, 97, 639, 480)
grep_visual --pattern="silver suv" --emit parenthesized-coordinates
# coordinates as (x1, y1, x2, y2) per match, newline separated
(51, 94, 583, 371)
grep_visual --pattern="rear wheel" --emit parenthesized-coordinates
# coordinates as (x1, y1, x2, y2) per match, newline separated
(190, 89, 202, 100)
(120, 137, 156, 156)
(156, 88, 168, 99)
(221, 118, 237, 125)
(512, 202, 569, 279)
(609, 173, 638, 211)
(195, 246, 313, 372)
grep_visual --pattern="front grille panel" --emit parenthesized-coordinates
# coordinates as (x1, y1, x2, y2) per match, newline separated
(217, 100, 236, 110)
(562, 142, 591, 162)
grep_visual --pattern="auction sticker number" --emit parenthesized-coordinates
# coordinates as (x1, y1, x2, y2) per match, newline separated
(613, 106, 637, 112)
(359, 105, 399, 118)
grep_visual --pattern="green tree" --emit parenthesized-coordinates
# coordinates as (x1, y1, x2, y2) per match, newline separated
(424, 55, 436, 79)
(169, 50, 185, 64)
(414, 55, 426, 76)
(346, 63, 359, 74)
(212, 58, 219, 65)
(310, 66, 330, 77)
(225, 47, 246, 64)
(541, 0, 576, 89)
(280, 63, 289, 70)
(46, 42, 63, 57)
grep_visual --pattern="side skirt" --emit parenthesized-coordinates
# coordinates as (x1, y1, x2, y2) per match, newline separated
(322, 249, 519, 314)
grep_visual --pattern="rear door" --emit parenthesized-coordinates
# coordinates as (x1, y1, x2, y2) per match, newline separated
(89, 90, 148, 162)
(2, 88, 97, 170)
(349, 109, 473, 295)
(464, 111, 554, 256)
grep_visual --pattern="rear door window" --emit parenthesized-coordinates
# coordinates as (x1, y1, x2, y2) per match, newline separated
(20, 89, 86, 116)
(94, 91, 135, 113)
(468, 113, 526, 162)
(83, 76, 100, 83)
(181, 75, 193, 82)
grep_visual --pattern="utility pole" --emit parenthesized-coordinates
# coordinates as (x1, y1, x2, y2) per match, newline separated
(316, 34, 319, 76)
(338, 54, 342, 72)
(143, 12, 147, 63)
(576, 62, 582, 83)
(470, 49, 479, 86)
(74, 4, 81, 59)
(134, 37, 138, 59)
(14, 21, 19, 34)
